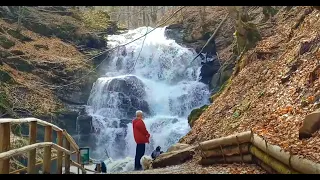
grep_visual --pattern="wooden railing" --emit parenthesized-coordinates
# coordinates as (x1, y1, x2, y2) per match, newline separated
(0, 118, 86, 174)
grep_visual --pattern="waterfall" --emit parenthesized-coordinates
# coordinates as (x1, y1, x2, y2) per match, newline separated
(85, 26, 210, 172)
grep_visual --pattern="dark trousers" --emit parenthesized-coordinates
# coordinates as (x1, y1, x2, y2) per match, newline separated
(134, 143, 145, 170)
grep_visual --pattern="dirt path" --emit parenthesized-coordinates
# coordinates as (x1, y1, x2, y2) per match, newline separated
(115, 153, 266, 174)
(116, 162, 266, 174)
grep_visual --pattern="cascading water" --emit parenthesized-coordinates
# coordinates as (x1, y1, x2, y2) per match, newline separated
(85, 27, 210, 172)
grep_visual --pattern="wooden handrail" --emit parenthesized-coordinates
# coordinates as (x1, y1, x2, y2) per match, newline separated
(0, 118, 82, 174)
(0, 118, 78, 151)
(9, 151, 77, 174)
(0, 142, 72, 160)
(0, 118, 63, 131)
(70, 160, 86, 174)
(62, 130, 79, 152)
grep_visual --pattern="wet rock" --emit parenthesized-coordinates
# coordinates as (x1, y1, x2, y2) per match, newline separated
(130, 96, 150, 115)
(164, 23, 185, 44)
(199, 59, 221, 85)
(299, 110, 320, 139)
(57, 90, 89, 105)
(120, 119, 132, 128)
(106, 75, 146, 98)
(76, 134, 97, 149)
(152, 148, 195, 168)
(55, 109, 79, 135)
(103, 75, 150, 118)
(77, 114, 93, 134)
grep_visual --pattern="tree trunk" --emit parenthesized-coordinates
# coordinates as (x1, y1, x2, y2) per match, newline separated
(199, 131, 251, 151)
(142, 9, 146, 26)
(249, 145, 299, 174)
(253, 156, 278, 174)
(200, 154, 252, 165)
(202, 143, 250, 158)
(251, 133, 320, 174)
(127, 6, 130, 29)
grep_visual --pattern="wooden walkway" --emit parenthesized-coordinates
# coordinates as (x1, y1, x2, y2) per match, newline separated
(0, 118, 87, 174)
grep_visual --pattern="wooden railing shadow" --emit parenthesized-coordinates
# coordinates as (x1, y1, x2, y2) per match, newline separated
(0, 118, 86, 174)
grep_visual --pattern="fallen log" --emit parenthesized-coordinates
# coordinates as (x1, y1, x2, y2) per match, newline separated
(152, 148, 195, 169)
(199, 131, 251, 151)
(252, 156, 277, 174)
(251, 133, 320, 174)
(202, 143, 250, 158)
(167, 143, 190, 152)
(249, 145, 299, 174)
(199, 154, 252, 165)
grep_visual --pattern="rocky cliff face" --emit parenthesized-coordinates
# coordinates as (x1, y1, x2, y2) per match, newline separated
(0, 6, 118, 136)
(181, 6, 320, 164)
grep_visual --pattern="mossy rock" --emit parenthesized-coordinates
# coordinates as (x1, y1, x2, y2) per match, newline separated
(0, 69, 13, 83)
(34, 44, 49, 50)
(0, 35, 15, 49)
(0, 91, 12, 115)
(188, 105, 209, 127)
(10, 50, 24, 56)
(6, 29, 33, 42)
(2, 57, 34, 72)
(0, 49, 11, 58)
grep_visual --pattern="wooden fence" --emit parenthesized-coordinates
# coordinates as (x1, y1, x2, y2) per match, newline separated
(197, 131, 320, 174)
(0, 118, 87, 174)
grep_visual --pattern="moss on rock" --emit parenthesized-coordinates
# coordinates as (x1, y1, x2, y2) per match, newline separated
(0, 35, 15, 49)
(0, 69, 13, 83)
(188, 105, 209, 127)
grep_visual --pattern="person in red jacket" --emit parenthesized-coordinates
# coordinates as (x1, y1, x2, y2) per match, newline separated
(132, 110, 150, 170)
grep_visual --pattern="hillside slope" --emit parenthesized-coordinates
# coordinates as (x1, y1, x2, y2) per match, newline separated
(0, 6, 116, 133)
(181, 6, 320, 163)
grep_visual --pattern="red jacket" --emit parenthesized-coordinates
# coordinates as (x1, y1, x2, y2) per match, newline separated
(132, 118, 150, 144)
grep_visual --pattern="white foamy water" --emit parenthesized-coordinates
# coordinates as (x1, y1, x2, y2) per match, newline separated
(85, 27, 210, 173)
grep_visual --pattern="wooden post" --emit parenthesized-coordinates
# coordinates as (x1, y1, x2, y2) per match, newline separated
(56, 131, 63, 174)
(43, 126, 52, 174)
(27, 121, 37, 174)
(77, 152, 80, 174)
(0, 123, 10, 174)
(64, 139, 70, 174)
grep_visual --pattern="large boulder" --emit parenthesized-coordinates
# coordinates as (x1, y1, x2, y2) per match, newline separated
(102, 75, 150, 118)
(199, 59, 221, 85)
(167, 143, 191, 152)
(106, 75, 146, 98)
(299, 110, 320, 139)
(77, 114, 93, 135)
(152, 148, 195, 168)
(164, 24, 185, 44)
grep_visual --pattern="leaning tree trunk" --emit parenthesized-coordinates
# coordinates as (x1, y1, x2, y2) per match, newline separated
(202, 143, 250, 158)
(249, 146, 299, 174)
(200, 154, 253, 165)
(199, 131, 251, 151)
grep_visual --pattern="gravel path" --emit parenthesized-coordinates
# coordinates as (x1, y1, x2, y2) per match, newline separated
(115, 152, 266, 174)
(116, 163, 266, 174)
